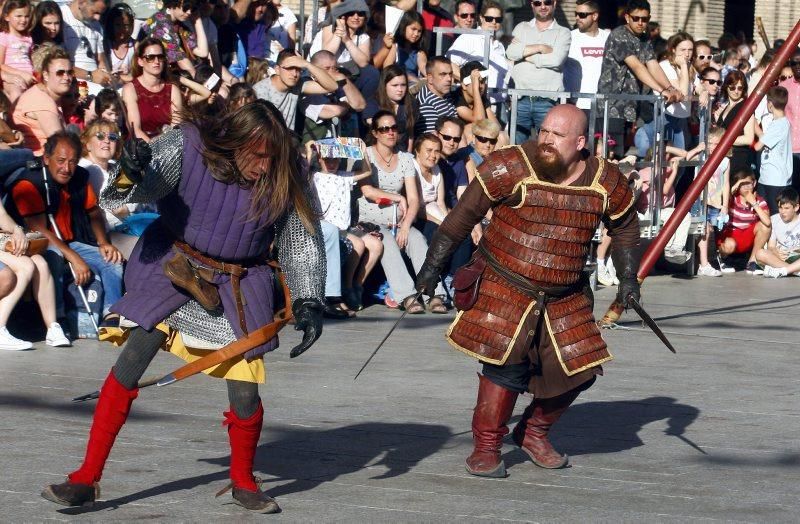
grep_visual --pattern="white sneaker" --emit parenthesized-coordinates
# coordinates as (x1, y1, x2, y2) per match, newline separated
(606, 258, 620, 285)
(665, 249, 693, 265)
(718, 259, 736, 273)
(46, 323, 71, 347)
(0, 326, 32, 351)
(763, 265, 788, 279)
(697, 264, 722, 277)
(597, 263, 615, 286)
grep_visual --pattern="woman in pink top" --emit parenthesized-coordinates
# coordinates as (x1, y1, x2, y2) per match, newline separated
(0, 0, 35, 102)
(12, 47, 71, 155)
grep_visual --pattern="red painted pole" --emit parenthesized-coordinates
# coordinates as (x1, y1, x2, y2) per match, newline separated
(601, 20, 800, 325)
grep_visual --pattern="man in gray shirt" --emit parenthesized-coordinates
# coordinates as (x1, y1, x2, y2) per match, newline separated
(506, 0, 570, 144)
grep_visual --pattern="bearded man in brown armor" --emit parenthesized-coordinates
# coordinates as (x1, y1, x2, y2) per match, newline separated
(415, 104, 641, 477)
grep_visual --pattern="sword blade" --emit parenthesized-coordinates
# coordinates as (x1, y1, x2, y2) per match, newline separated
(353, 291, 423, 380)
(628, 296, 677, 353)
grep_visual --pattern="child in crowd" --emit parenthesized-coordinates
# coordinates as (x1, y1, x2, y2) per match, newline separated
(687, 127, 729, 276)
(757, 188, 800, 278)
(753, 86, 793, 215)
(717, 169, 771, 274)
(0, 0, 34, 103)
(374, 10, 427, 81)
(309, 138, 384, 312)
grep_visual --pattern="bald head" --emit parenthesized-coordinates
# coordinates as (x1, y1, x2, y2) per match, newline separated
(537, 104, 587, 171)
(544, 104, 588, 136)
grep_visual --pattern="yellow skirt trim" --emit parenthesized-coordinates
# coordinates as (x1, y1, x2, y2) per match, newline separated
(98, 324, 265, 384)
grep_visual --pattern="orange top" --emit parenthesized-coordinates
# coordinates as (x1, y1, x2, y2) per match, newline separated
(12, 180, 97, 242)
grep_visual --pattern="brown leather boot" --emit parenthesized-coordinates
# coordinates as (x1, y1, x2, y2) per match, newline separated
(465, 374, 518, 478)
(512, 388, 581, 469)
(41, 481, 99, 507)
(232, 486, 281, 513)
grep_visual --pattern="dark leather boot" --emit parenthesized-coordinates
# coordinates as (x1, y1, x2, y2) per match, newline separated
(232, 486, 281, 513)
(465, 374, 519, 478)
(41, 480, 98, 507)
(512, 387, 581, 469)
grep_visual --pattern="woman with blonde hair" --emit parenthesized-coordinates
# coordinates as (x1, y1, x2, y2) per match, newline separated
(465, 118, 500, 185)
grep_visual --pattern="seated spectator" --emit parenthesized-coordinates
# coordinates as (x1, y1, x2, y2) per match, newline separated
(60, 0, 112, 88)
(122, 38, 183, 142)
(414, 56, 455, 136)
(0, 0, 36, 103)
(373, 10, 427, 82)
(231, 0, 284, 64)
(301, 49, 366, 143)
(227, 82, 256, 111)
(757, 188, 800, 278)
(413, 132, 447, 227)
(31, 1, 63, 48)
(0, 201, 70, 350)
(62, 77, 89, 132)
(245, 56, 271, 85)
(7, 132, 124, 324)
(434, 115, 468, 204)
(309, 138, 382, 311)
(456, 61, 505, 144)
(12, 46, 71, 156)
(717, 169, 771, 274)
(357, 110, 446, 314)
(103, 3, 136, 85)
(252, 49, 337, 133)
(363, 64, 415, 151)
(465, 117, 500, 181)
(0, 91, 24, 149)
(754, 86, 793, 215)
(141, 0, 207, 78)
(270, 0, 298, 51)
(86, 88, 129, 138)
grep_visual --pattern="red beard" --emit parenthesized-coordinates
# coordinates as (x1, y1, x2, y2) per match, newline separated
(531, 144, 566, 183)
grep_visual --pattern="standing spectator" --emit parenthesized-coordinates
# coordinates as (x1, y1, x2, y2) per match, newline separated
(270, 0, 298, 51)
(364, 64, 416, 151)
(103, 3, 135, 85)
(647, 20, 665, 57)
(692, 40, 715, 82)
(252, 49, 337, 132)
(0, 0, 35, 103)
(754, 86, 793, 215)
(141, 0, 208, 78)
(373, 10, 427, 82)
(12, 46, 71, 156)
(414, 56, 455, 135)
(597, 0, 681, 156)
(60, 0, 112, 87)
(506, 0, 571, 144)
(454, 0, 476, 30)
(421, 0, 454, 56)
(658, 32, 694, 151)
(779, 49, 800, 191)
(717, 169, 771, 274)
(564, 0, 609, 114)
(446, 0, 509, 116)
(714, 70, 754, 175)
(231, 0, 271, 62)
(122, 38, 183, 142)
(31, 1, 63, 47)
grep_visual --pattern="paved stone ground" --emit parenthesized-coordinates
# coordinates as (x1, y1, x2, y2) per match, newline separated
(2, 273, 800, 523)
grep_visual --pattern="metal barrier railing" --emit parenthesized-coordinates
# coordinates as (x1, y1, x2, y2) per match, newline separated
(432, 27, 494, 68)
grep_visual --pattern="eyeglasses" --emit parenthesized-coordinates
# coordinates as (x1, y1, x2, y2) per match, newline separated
(439, 133, 461, 142)
(696, 54, 712, 60)
(728, 84, 744, 91)
(95, 131, 120, 142)
(458, 12, 475, 18)
(702, 78, 720, 85)
(629, 15, 650, 22)
(780, 75, 791, 81)
(344, 11, 365, 17)
(474, 135, 498, 145)
(575, 11, 595, 18)
(143, 53, 165, 63)
(482, 15, 502, 23)
(54, 69, 75, 77)
(376, 124, 399, 133)
(532, 0, 553, 6)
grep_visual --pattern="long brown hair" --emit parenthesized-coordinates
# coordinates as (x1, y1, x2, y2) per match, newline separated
(132, 37, 169, 80)
(376, 65, 414, 141)
(189, 100, 317, 230)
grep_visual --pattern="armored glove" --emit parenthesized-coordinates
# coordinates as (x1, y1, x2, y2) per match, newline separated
(119, 138, 152, 184)
(289, 298, 324, 358)
(612, 245, 641, 307)
(415, 230, 459, 296)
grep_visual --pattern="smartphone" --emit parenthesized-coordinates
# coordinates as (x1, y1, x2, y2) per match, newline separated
(204, 73, 222, 93)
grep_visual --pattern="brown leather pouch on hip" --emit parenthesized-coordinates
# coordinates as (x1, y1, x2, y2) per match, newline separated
(452, 254, 487, 311)
(163, 250, 221, 311)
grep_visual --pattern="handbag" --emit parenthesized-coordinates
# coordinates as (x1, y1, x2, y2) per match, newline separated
(0, 231, 48, 256)
(452, 254, 487, 311)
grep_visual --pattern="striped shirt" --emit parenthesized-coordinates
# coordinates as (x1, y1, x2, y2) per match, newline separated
(414, 85, 456, 137)
(730, 195, 768, 230)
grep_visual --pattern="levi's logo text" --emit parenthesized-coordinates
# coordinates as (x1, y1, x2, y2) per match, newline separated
(581, 47, 604, 57)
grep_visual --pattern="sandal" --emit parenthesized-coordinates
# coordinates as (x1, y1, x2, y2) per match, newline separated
(401, 295, 425, 314)
(323, 301, 356, 320)
(427, 295, 448, 314)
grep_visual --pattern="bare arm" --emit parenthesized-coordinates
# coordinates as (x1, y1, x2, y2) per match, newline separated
(301, 58, 338, 93)
(122, 83, 148, 142)
(373, 34, 393, 67)
(35, 109, 65, 138)
(192, 17, 210, 58)
(170, 84, 184, 126)
(734, 115, 755, 147)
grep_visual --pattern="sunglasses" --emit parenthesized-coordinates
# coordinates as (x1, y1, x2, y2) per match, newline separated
(474, 135, 498, 145)
(575, 11, 595, 18)
(95, 131, 120, 142)
(728, 85, 744, 91)
(54, 68, 75, 77)
(702, 78, 720, 85)
(458, 12, 475, 18)
(791, 60, 800, 66)
(532, 0, 553, 6)
(696, 54, 712, 60)
(439, 133, 461, 142)
(344, 10, 365, 17)
(780, 75, 791, 81)
(482, 15, 502, 23)
(376, 124, 398, 133)
(143, 53, 165, 63)
(629, 15, 650, 22)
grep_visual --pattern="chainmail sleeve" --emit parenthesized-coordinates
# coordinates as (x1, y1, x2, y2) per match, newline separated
(274, 184, 326, 304)
(100, 128, 184, 211)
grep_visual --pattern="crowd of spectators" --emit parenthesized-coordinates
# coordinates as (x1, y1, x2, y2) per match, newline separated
(0, 0, 798, 349)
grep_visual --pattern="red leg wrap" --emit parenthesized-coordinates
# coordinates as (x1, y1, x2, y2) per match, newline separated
(223, 402, 264, 492)
(68, 370, 138, 485)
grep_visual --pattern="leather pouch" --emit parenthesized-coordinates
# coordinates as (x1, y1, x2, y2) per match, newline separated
(163, 250, 221, 311)
(0, 231, 48, 256)
(452, 254, 487, 311)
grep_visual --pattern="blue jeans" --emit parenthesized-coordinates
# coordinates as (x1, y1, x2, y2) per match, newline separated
(514, 96, 555, 144)
(320, 220, 341, 298)
(44, 241, 123, 316)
